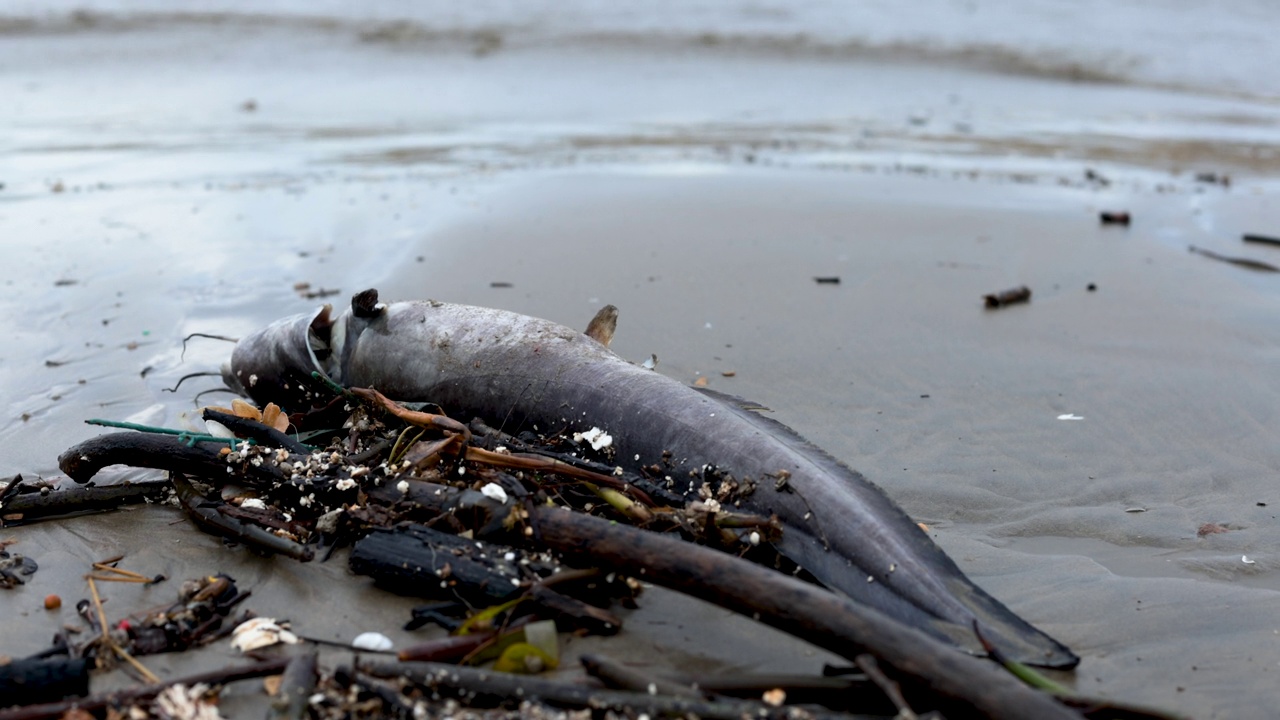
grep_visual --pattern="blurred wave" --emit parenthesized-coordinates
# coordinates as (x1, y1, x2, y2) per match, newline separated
(2, 1, 1277, 100)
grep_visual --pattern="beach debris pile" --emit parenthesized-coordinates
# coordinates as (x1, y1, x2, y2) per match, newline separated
(0, 376, 1179, 719)
(0, 540, 37, 588)
(0, 562, 247, 712)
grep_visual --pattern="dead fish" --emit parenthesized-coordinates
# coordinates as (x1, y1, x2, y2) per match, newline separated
(223, 289, 1078, 669)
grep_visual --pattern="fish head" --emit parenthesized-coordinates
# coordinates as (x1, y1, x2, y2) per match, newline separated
(221, 303, 348, 410)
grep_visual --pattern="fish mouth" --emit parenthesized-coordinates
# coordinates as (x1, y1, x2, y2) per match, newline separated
(225, 303, 342, 408)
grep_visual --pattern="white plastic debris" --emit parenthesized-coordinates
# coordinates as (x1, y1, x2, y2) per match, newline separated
(480, 483, 509, 504)
(641, 354, 658, 370)
(573, 427, 613, 451)
(1243, 555, 1256, 565)
(230, 618, 298, 652)
(396, 480, 410, 494)
(239, 498, 267, 510)
(204, 419, 236, 439)
(154, 683, 223, 720)
(351, 632, 394, 651)
(1057, 414, 1085, 421)
(335, 478, 357, 491)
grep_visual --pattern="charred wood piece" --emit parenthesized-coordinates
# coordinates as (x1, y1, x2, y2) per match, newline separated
(349, 523, 539, 605)
(0, 657, 288, 720)
(983, 286, 1032, 309)
(0, 658, 89, 708)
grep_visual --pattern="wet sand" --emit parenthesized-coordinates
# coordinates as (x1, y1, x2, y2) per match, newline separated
(3, 9, 1280, 718)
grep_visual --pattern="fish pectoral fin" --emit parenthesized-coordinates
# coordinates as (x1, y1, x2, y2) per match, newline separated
(584, 304, 619, 347)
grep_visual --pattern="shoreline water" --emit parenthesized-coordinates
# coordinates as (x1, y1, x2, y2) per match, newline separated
(2, 7, 1279, 717)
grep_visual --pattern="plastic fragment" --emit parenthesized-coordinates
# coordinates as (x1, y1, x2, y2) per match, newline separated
(352, 632, 394, 651)
(480, 483, 509, 504)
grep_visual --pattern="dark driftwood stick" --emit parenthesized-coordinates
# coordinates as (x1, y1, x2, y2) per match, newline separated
(202, 409, 311, 454)
(1188, 245, 1280, 272)
(0, 480, 171, 526)
(579, 653, 703, 698)
(1242, 233, 1280, 247)
(0, 657, 289, 720)
(528, 505, 1080, 720)
(58, 433, 285, 486)
(268, 650, 318, 720)
(0, 658, 89, 708)
(362, 661, 874, 720)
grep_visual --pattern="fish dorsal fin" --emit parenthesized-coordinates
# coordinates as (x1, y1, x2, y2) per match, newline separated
(584, 304, 618, 347)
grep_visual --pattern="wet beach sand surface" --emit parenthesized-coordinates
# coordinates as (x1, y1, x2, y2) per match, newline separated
(3, 3, 1280, 718)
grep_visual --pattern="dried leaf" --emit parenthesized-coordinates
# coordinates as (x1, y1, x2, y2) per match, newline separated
(261, 403, 289, 433)
(230, 399, 262, 422)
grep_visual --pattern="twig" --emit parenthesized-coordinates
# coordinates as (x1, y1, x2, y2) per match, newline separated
(86, 576, 110, 646)
(856, 654, 916, 720)
(87, 574, 153, 584)
(361, 661, 871, 720)
(1188, 245, 1280, 272)
(465, 446, 655, 507)
(111, 643, 160, 684)
(91, 563, 163, 584)
(163, 371, 224, 393)
(348, 386, 472, 442)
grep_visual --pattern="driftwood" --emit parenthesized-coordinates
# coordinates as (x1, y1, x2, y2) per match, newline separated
(0, 657, 289, 720)
(268, 650, 319, 720)
(1188, 245, 1280, 272)
(361, 661, 879, 720)
(349, 523, 531, 604)
(0, 658, 89, 709)
(527, 504, 1081, 720)
(0, 479, 170, 526)
(59, 433, 285, 487)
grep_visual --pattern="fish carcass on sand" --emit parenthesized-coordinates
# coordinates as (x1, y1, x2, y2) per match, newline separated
(223, 289, 1078, 669)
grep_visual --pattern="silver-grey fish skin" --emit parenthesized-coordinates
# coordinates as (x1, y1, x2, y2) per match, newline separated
(225, 296, 1078, 669)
